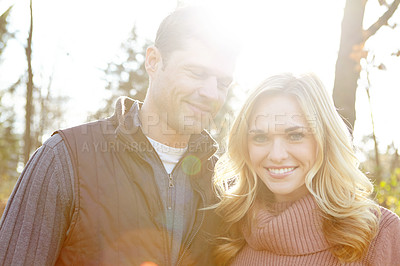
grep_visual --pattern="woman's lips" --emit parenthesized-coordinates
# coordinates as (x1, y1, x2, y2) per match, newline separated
(266, 167, 296, 178)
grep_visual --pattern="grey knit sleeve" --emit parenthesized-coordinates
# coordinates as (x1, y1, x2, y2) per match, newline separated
(0, 134, 74, 266)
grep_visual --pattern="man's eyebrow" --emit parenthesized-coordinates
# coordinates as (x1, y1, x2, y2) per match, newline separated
(183, 64, 204, 70)
(183, 64, 233, 81)
(183, 64, 212, 73)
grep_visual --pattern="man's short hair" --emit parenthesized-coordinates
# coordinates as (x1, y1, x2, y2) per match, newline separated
(155, 5, 240, 65)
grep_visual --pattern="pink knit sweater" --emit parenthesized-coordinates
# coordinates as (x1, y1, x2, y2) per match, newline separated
(231, 194, 400, 266)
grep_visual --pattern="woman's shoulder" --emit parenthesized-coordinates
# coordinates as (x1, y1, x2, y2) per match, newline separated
(366, 206, 400, 265)
(375, 206, 400, 241)
(378, 206, 400, 229)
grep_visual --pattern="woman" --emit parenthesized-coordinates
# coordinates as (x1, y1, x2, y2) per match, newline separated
(213, 73, 400, 265)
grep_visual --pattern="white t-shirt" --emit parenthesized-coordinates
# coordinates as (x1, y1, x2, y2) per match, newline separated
(146, 136, 187, 174)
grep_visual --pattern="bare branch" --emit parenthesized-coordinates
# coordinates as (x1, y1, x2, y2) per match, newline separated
(392, 49, 400, 56)
(363, 0, 400, 40)
(378, 0, 388, 7)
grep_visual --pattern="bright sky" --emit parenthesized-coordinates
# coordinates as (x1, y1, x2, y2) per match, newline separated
(1, 0, 400, 155)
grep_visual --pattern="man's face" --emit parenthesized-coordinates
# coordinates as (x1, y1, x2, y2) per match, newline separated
(149, 39, 235, 135)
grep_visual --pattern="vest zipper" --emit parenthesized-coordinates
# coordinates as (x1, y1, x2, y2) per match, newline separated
(167, 173, 174, 210)
(118, 132, 172, 264)
(117, 130, 216, 265)
(176, 189, 206, 266)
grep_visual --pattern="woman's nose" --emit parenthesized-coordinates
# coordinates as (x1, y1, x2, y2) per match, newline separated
(268, 139, 289, 163)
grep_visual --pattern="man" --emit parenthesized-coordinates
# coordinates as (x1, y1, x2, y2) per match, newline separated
(0, 6, 239, 266)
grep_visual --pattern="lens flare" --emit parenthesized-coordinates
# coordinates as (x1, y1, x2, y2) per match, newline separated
(182, 155, 202, 175)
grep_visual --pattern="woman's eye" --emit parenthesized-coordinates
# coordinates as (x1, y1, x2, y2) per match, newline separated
(289, 133, 304, 141)
(252, 134, 268, 143)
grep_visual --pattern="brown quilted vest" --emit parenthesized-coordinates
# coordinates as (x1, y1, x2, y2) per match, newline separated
(54, 98, 220, 266)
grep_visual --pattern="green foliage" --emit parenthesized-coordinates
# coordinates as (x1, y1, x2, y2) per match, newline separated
(0, 199, 7, 218)
(0, 5, 19, 217)
(374, 168, 400, 216)
(0, 86, 20, 218)
(359, 140, 400, 216)
(0, 104, 19, 177)
(0, 172, 16, 207)
(0, 6, 14, 59)
(0, 89, 20, 214)
(90, 26, 150, 120)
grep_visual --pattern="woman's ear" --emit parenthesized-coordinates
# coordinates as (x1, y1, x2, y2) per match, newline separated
(145, 46, 163, 78)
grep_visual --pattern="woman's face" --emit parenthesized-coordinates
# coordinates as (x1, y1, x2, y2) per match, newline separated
(247, 94, 317, 202)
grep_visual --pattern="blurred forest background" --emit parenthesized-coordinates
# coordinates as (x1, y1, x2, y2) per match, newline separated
(1, 0, 400, 216)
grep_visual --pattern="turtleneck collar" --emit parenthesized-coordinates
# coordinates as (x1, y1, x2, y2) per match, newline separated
(243, 193, 331, 255)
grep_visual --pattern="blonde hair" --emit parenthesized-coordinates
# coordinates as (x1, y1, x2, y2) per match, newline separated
(213, 73, 380, 265)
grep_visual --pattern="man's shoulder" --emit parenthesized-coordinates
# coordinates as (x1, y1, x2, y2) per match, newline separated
(41, 134, 73, 164)
(63, 118, 115, 132)
(54, 118, 117, 140)
(43, 133, 65, 149)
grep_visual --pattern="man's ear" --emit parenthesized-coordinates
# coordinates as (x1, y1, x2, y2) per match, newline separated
(145, 46, 163, 78)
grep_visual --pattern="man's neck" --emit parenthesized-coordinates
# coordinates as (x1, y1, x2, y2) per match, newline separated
(145, 128, 190, 148)
(139, 104, 190, 148)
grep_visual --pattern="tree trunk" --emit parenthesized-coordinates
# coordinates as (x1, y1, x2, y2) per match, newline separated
(24, 0, 33, 164)
(332, 0, 366, 131)
(333, 0, 400, 130)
